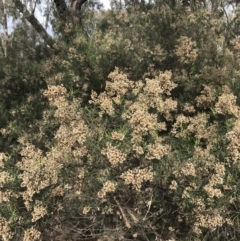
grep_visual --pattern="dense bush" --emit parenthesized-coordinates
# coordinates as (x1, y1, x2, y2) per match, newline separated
(2, 1, 240, 241)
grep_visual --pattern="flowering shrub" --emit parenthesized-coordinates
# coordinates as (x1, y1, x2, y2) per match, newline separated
(2, 2, 240, 241)
(1, 66, 240, 240)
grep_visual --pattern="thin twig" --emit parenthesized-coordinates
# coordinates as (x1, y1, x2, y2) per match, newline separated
(143, 194, 153, 221)
(114, 196, 131, 229)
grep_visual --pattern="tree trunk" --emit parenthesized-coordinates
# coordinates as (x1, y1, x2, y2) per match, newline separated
(14, 0, 55, 48)
(0, 0, 9, 57)
(13, 0, 88, 48)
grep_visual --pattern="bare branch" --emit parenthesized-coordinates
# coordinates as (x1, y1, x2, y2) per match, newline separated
(114, 196, 131, 229)
(71, 0, 88, 12)
(0, 38, 6, 57)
